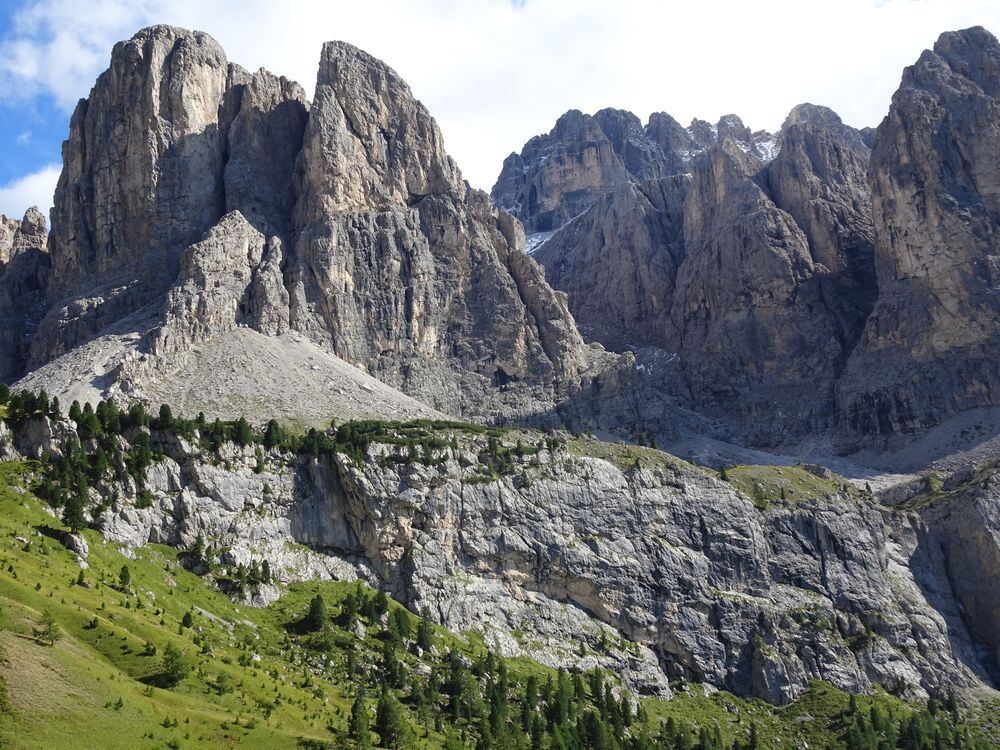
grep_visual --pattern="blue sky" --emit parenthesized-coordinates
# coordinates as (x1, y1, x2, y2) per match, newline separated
(1, 0, 999, 220)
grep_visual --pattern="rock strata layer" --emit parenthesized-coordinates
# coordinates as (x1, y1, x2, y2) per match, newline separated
(3, 414, 997, 704)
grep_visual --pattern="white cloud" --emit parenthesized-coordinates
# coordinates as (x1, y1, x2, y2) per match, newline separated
(1, 0, 999, 192)
(0, 163, 59, 219)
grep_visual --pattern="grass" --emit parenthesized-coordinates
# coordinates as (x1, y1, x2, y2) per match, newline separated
(723, 464, 862, 509)
(567, 435, 709, 476)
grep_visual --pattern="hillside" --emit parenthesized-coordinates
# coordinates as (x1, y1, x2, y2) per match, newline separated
(1, 458, 996, 749)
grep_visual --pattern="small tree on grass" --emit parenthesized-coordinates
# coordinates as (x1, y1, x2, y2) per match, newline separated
(36, 610, 61, 646)
(349, 688, 372, 748)
(161, 642, 190, 687)
(119, 564, 131, 589)
(62, 489, 86, 533)
(306, 594, 327, 632)
(375, 685, 411, 749)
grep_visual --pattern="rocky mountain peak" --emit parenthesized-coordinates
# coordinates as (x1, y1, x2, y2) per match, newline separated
(0, 206, 46, 265)
(839, 25, 1000, 439)
(13, 26, 609, 426)
(716, 113, 753, 144)
(780, 102, 870, 156)
(908, 26, 1000, 95)
(297, 40, 463, 217)
(782, 102, 843, 130)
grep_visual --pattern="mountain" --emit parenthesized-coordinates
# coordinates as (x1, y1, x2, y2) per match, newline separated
(838, 27, 1000, 442)
(491, 109, 776, 235)
(0, 207, 49, 386)
(2, 392, 1000, 716)
(11, 25, 616, 428)
(1, 23, 1000, 746)
(506, 104, 875, 444)
(0, 437, 994, 748)
(495, 28, 1000, 450)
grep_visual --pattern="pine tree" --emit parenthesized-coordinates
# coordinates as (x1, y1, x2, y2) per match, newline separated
(234, 416, 254, 447)
(348, 689, 372, 748)
(62, 487, 86, 533)
(382, 639, 404, 688)
(417, 608, 433, 651)
(119, 564, 131, 589)
(160, 642, 189, 687)
(36, 609, 61, 645)
(375, 686, 411, 749)
(263, 419, 282, 449)
(374, 589, 390, 619)
(306, 594, 327, 632)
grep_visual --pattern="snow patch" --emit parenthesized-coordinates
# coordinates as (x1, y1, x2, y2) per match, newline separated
(755, 136, 780, 162)
(524, 232, 554, 255)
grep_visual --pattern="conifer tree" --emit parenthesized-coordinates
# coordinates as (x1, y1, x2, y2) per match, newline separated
(62, 487, 86, 533)
(36, 609, 61, 645)
(306, 593, 327, 632)
(161, 642, 189, 687)
(375, 685, 411, 748)
(348, 688, 372, 748)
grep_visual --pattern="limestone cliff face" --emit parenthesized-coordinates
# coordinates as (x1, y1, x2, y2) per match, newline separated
(510, 105, 874, 440)
(0, 208, 49, 383)
(671, 141, 849, 439)
(287, 42, 592, 409)
(496, 28, 1000, 445)
(533, 175, 687, 349)
(4, 414, 997, 703)
(492, 109, 775, 234)
(19, 26, 605, 423)
(839, 26, 1000, 439)
(37, 26, 232, 364)
(764, 109, 877, 363)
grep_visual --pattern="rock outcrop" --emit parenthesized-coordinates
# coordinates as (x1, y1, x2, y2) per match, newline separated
(533, 175, 687, 349)
(3, 412, 997, 704)
(670, 140, 854, 441)
(0, 207, 50, 383)
(17, 26, 613, 426)
(491, 109, 776, 235)
(500, 28, 1000, 448)
(286, 42, 598, 415)
(839, 26, 1000, 440)
(508, 104, 875, 441)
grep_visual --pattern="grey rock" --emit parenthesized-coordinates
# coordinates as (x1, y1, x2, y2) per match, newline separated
(534, 176, 687, 350)
(36, 26, 231, 363)
(839, 26, 1000, 441)
(0, 207, 49, 382)
(7, 413, 997, 703)
(15, 26, 615, 428)
(499, 99, 877, 443)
